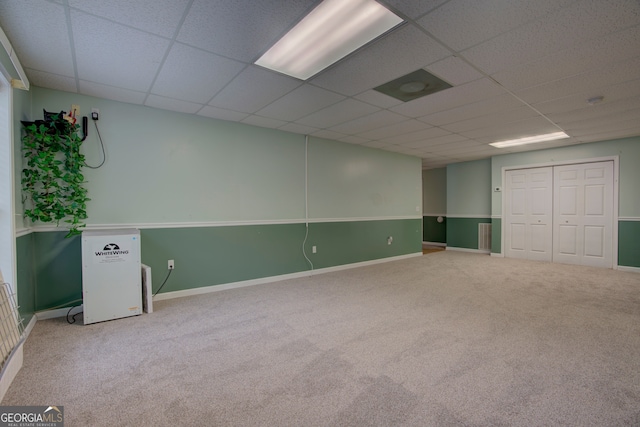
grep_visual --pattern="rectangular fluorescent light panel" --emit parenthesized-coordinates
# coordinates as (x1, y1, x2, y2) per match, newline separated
(489, 131, 570, 148)
(255, 0, 403, 80)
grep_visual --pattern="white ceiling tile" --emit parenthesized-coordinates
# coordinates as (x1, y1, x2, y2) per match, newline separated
(279, 123, 319, 135)
(514, 56, 640, 105)
(441, 106, 540, 133)
(491, 24, 640, 90)
(534, 78, 640, 116)
(462, 0, 640, 74)
(297, 99, 379, 128)
(329, 110, 407, 135)
(177, 0, 316, 62)
(384, 145, 422, 156)
(4, 0, 640, 168)
(460, 117, 560, 142)
(358, 119, 432, 140)
(354, 90, 404, 108)
(27, 69, 77, 93)
(209, 66, 301, 113)
(425, 56, 484, 86)
(419, 0, 575, 52)
(197, 106, 249, 122)
(337, 135, 372, 145)
(419, 94, 523, 126)
(241, 115, 287, 129)
(386, 127, 451, 146)
(72, 10, 170, 91)
(79, 81, 147, 104)
(257, 85, 345, 121)
(311, 130, 349, 141)
(151, 43, 245, 104)
(311, 25, 450, 96)
(567, 117, 640, 137)
(0, 1, 75, 76)
(68, 0, 190, 38)
(144, 95, 202, 114)
(428, 140, 491, 154)
(547, 95, 640, 125)
(391, 78, 505, 117)
(360, 140, 394, 149)
(416, 133, 471, 147)
(574, 126, 640, 143)
(380, 0, 450, 19)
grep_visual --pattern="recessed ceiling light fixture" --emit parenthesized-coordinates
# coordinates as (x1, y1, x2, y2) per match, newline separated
(255, 0, 403, 80)
(489, 131, 570, 148)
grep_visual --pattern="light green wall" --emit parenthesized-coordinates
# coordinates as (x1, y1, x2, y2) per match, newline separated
(422, 167, 446, 215)
(13, 86, 30, 229)
(447, 159, 491, 216)
(491, 137, 640, 217)
(16, 86, 423, 310)
(32, 87, 306, 224)
(308, 137, 422, 219)
(31, 87, 421, 224)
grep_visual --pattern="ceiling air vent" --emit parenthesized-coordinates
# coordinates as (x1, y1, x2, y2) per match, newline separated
(373, 69, 452, 102)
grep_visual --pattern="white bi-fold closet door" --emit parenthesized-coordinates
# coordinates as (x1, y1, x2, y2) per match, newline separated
(505, 161, 614, 268)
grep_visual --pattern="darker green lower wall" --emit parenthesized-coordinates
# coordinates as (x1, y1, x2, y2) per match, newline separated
(18, 219, 422, 308)
(491, 218, 501, 254)
(34, 232, 82, 312)
(422, 216, 446, 243)
(16, 234, 36, 323)
(446, 217, 491, 250)
(306, 219, 422, 270)
(619, 221, 640, 268)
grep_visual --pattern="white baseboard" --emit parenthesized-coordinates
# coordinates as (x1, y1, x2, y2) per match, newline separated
(36, 304, 83, 321)
(154, 252, 423, 302)
(491, 252, 504, 258)
(446, 247, 490, 254)
(23, 315, 37, 338)
(617, 265, 640, 273)
(0, 342, 23, 403)
(422, 241, 446, 247)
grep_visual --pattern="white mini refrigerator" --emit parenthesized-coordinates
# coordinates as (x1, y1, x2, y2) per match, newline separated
(82, 229, 142, 324)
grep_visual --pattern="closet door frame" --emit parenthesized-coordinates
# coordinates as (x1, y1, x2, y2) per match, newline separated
(500, 155, 619, 268)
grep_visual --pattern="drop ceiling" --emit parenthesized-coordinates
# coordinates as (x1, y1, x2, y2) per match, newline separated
(1, 0, 639, 169)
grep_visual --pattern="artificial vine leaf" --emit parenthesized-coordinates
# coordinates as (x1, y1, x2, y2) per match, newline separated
(21, 113, 90, 237)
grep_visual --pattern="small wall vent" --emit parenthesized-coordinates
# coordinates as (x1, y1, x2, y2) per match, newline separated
(478, 223, 492, 252)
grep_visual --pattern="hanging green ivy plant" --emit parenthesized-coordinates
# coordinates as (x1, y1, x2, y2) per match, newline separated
(21, 112, 90, 237)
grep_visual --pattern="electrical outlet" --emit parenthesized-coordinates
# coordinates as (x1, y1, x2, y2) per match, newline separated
(91, 108, 99, 120)
(168, 259, 175, 270)
(71, 104, 80, 116)
(387, 236, 393, 245)
(312, 246, 317, 254)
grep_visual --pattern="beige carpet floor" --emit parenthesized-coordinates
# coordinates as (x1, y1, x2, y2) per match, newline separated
(3, 251, 640, 426)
